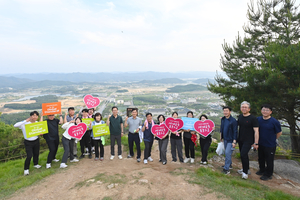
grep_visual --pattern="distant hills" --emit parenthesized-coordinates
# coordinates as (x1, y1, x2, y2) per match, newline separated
(193, 78, 215, 84)
(0, 76, 33, 87)
(166, 84, 207, 93)
(137, 78, 185, 84)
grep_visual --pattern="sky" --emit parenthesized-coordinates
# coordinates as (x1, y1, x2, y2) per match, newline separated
(0, 0, 295, 74)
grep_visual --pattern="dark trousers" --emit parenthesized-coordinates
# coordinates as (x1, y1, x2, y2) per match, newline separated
(94, 139, 104, 158)
(170, 138, 183, 162)
(62, 136, 74, 163)
(110, 134, 122, 156)
(70, 138, 77, 156)
(184, 137, 195, 159)
(258, 145, 276, 177)
(128, 133, 141, 158)
(144, 141, 153, 160)
(46, 139, 59, 163)
(200, 136, 212, 162)
(80, 131, 91, 154)
(238, 141, 252, 174)
(90, 137, 95, 148)
(24, 138, 40, 170)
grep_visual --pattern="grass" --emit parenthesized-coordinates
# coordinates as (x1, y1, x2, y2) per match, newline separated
(74, 173, 128, 188)
(176, 167, 300, 200)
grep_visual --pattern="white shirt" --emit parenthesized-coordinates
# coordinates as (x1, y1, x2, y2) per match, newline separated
(14, 120, 39, 141)
(62, 122, 78, 141)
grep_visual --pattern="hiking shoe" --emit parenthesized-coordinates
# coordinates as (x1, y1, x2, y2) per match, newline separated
(137, 158, 141, 162)
(242, 172, 248, 179)
(148, 157, 153, 162)
(144, 159, 148, 164)
(118, 155, 123, 159)
(70, 158, 79, 162)
(24, 169, 29, 176)
(190, 158, 195, 163)
(60, 163, 68, 168)
(46, 163, 51, 169)
(222, 169, 230, 175)
(52, 159, 59, 162)
(33, 164, 41, 169)
(184, 158, 190, 163)
(260, 175, 272, 181)
(110, 155, 115, 160)
(256, 170, 264, 176)
(127, 155, 133, 158)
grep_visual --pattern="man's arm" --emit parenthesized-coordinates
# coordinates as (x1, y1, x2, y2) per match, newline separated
(276, 131, 282, 139)
(253, 127, 259, 150)
(124, 116, 128, 128)
(120, 123, 124, 136)
(106, 115, 111, 126)
(39, 113, 43, 122)
(59, 112, 63, 124)
(64, 112, 68, 123)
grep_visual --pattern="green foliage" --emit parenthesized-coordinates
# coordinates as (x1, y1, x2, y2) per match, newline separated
(166, 84, 207, 93)
(133, 95, 166, 106)
(4, 95, 59, 110)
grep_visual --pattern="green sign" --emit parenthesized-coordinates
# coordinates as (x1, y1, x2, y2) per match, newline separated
(93, 124, 110, 137)
(25, 121, 48, 138)
(82, 118, 94, 126)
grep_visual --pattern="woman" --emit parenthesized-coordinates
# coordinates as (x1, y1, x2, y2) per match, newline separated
(183, 111, 196, 163)
(90, 112, 105, 161)
(60, 117, 81, 168)
(170, 112, 184, 163)
(157, 114, 169, 165)
(198, 114, 212, 165)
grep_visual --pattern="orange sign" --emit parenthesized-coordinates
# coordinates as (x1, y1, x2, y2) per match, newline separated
(42, 102, 61, 115)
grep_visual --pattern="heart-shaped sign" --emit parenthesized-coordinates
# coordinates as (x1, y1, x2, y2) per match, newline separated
(83, 95, 100, 109)
(165, 117, 184, 132)
(194, 119, 215, 137)
(151, 124, 169, 139)
(68, 123, 88, 139)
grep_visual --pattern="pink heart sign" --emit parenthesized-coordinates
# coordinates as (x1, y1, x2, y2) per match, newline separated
(194, 120, 215, 137)
(68, 123, 88, 139)
(83, 95, 100, 109)
(151, 124, 169, 139)
(165, 117, 184, 132)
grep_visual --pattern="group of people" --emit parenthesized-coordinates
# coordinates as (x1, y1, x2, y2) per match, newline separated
(14, 101, 281, 182)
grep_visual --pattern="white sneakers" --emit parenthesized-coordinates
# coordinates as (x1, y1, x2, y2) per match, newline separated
(110, 155, 115, 160)
(24, 169, 29, 176)
(144, 159, 148, 164)
(46, 163, 51, 169)
(60, 163, 68, 168)
(184, 158, 190, 163)
(70, 158, 79, 162)
(238, 169, 251, 175)
(242, 172, 248, 179)
(203, 161, 207, 165)
(190, 158, 195, 163)
(33, 164, 41, 169)
(52, 159, 59, 162)
(148, 157, 153, 162)
(118, 155, 123, 159)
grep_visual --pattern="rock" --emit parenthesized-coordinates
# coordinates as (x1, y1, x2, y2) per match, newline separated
(107, 183, 114, 189)
(272, 173, 281, 180)
(86, 179, 95, 183)
(138, 179, 148, 184)
(212, 155, 225, 162)
(207, 164, 214, 168)
(96, 181, 103, 184)
(285, 181, 300, 189)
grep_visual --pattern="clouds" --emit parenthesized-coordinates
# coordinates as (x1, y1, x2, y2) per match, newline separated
(0, 0, 273, 74)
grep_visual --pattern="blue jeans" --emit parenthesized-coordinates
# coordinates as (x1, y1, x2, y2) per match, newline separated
(224, 140, 233, 170)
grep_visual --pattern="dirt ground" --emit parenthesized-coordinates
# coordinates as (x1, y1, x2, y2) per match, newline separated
(7, 141, 300, 200)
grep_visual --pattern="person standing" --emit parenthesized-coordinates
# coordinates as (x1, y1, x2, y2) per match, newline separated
(169, 112, 183, 163)
(157, 114, 169, 165)
(64, 107, 78, 158)
(14, 111, 42, 175)
(88, 108, 96, 154)
(183, 111, 196, 164)
(141, 113, 155, 164)
(256, 104, 282, 181)
(237, 101, 259, 179)
(199, 114, 214, 165)
(124, 108, 142, 162)
(40, 112, 63, 169)
(79, 109, 92, 159)
(90, 113, 105, 161)
(220, 107, 238, 175)
(106, 106, 124, 160)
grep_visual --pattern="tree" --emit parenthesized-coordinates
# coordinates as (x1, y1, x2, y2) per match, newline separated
(208, 0, 300, 153)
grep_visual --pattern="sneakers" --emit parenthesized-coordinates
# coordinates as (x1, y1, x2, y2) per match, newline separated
(79, 154, 85, 159)
(33, 164, 41, 169)
(24, 169, 29, 176)
(162, 161, 167, 165)
(238, 169, 251, 175)
(110, 155, 115, 160)
(60, 163, 68, 168)
(118, 155, 123, 159)
(242, 172, 248, 179)
(256, 170, 264, 176)
(100, 157, 104, 161)
(260, 175, 272, 181)
(94, 157, 99, 161)
(222, 169, 230, 175)
(144, 159, 148, 164)
(70, 158, 79, 162)
(137, 158, 141, 162)
(158, 159, 162, 162)
(171, 160, 176, 163)
(46, 163, 51, 169)
(190, 158, 195, 163)
(88, 154, 92, 159)
(127, 155, 133, 158)
(52, 159, 59, 162)
(202, 161, 207, 165)
(200, 161, 203, 164)
(148, 157, 153, 162)
(184, 158, 190, 163)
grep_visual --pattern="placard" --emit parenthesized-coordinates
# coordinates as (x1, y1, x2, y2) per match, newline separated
(42, 102, 61, 115)
(181, 117, 198, 131)
(25, 121, 48, 138)
(83, 94, 100, 109)
(93, 124, 110, 137)
(82, 118, 94, 126)
(151, 124, 169, 139)
(68, 123, 87, 139)
(165, 117, 184, 132)
(194, 120, 215, 137)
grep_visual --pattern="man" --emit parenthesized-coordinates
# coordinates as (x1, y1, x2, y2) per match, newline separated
(220, 106, 238, 175)
(88, 108, 96, 154)
(256, 104, 282, 181)
(14, 111, 42, 175)
(64, 107, 78, 157)
(40, 112, 63, 169)
(124, 108, 142, 162)
(80, 109, 92, 159)
(141, 113, 155, 164)
(106, 106, 124, 160)
(237, 101, 259, 179)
